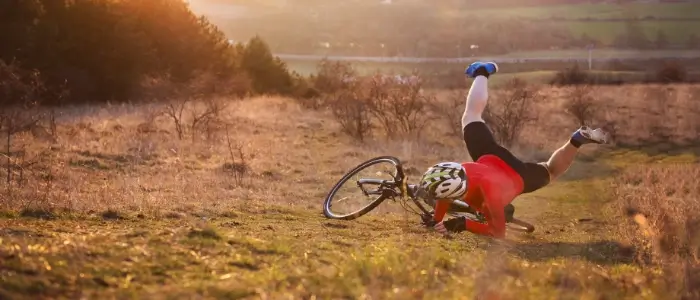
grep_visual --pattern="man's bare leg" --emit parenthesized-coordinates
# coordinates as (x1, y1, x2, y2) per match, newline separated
(543, 142, 579, 181)
(544, 127, 609, 181)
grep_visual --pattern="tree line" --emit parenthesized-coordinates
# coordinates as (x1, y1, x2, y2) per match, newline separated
(0, 0, 306, 106)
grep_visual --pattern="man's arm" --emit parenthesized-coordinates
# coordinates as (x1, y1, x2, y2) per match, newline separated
(432, 198, 507, 239)
(433, 199, 452, 223)
(462, 207, 506, 239)
(464, 184, 507, 239)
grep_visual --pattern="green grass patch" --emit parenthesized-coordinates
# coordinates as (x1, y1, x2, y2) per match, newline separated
(474, 3, 700, 20)
(602, 148, 699, 168)
(566, 20, 700, 44)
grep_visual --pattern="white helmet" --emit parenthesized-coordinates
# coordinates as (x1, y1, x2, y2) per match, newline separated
(419, 162, 468, 200)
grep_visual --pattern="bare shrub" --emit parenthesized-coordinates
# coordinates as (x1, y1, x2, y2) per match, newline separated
(551, 64, 590, 86)
(429, 89, 465, 138)
(162, 97, 229, 148)
(313, 59, 357, 95)
(164, 99, 189, 140)
(655, 62, 687, 84)
(0, 61, 59, 196)
(366, 76, 431, 139)
(224, 125, 250, 187)
(327, 74, 431, 141)
(328, 87, 374, 142)
(562, 85, 602, 127)
(612, 164, 700, 298)
(189, 98, 228, 142)
(642, 85, 676, 145)
(483, 78, 542, 148)
(689, 86, 700, 138)
(149, 75, 233, 141)
(303, 60, 359, 110)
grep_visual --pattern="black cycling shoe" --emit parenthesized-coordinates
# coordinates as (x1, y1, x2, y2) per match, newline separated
(442, 216, 468, 232)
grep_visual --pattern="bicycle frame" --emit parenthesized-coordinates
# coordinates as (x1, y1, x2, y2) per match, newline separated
(355, 164, 432, 216)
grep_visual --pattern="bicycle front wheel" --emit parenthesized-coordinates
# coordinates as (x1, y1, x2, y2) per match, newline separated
(323, 156, 402, 220)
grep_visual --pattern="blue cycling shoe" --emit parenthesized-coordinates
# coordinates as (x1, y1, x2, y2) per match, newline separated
(465, 61, 499, 78)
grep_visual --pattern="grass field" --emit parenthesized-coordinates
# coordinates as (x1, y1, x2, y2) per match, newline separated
(285, 60, 555, 78)
(565, 20, 700, 44)
(473, 3, 700, 19)
(283, 49, 700, 77)
(498, 49, 700, 59)
(200, 2, 700, 59)
(1, 84, 699, 298)
(285, 59, 653, 86)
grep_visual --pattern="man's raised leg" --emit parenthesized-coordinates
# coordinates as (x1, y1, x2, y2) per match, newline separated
(461, 62, 499, 128)
(432, 62, 503, 228)
(543, 126, 609, 181)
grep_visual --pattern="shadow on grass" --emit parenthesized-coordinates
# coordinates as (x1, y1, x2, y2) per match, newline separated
(510, 240, 635, 265)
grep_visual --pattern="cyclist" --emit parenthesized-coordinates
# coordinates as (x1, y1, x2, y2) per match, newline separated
(420, 61, 609, 239)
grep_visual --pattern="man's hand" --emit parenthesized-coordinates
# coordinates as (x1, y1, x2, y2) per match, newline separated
(433, 221, 449, 236)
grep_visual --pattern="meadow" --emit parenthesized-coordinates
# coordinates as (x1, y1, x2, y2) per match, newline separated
(469, 2, 700, 44)
(1, 80, 699, 299)
(471, 2, 700, 19)
(2, 1, 699, 298)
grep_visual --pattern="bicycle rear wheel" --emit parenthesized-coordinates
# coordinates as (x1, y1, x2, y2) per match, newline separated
(323, 156, 402, 220)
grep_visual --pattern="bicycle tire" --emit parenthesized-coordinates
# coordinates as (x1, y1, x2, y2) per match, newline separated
(323, 156, 402, 220)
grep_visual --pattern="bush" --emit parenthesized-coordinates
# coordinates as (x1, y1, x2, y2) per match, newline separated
(0, 60, 57, 192)
(482, 78, 541, 148)
(328, 86, 374, 142)
(429, 89, 466, 138)
(551, 64, 590, 86)
(365, 75, 431, 139)
(239, 36, 296, 96)
(326, 74, 432, 141)
(655, 62, 687, 84)
(312, 59, 358, 95)
(300, 60, 358, 110)
(562, 85, 602, 127)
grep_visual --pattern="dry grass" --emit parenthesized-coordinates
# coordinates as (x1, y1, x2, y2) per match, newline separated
(0, 84, 699, 299)
(432, 83, 700, 156)
(518, 84, 700, 148)
(0, 95, 467, 217)
(612, 163, 700, 299)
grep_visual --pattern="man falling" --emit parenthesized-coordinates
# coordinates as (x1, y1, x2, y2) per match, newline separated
(419, 61, 609, 239)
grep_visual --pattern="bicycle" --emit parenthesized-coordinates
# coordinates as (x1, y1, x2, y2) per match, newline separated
(322, 156, 535, 233)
